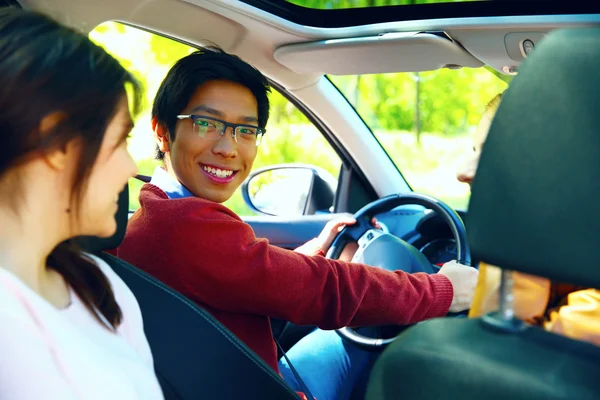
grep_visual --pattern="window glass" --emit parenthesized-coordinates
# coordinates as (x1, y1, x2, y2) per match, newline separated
(329, 68, 507, 210)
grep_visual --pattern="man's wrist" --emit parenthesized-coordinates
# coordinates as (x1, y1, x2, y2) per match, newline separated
(295, 237, 326, 257)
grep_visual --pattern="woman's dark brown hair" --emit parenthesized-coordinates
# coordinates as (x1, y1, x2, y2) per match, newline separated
(0, 7, 142, 329)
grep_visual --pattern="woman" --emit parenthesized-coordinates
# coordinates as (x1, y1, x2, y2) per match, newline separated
(0, 8, 163, 399)
(459, 91, 600, 345)
(458, 92, 554, 322)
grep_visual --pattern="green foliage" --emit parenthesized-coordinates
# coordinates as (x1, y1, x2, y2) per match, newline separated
(329, 69, 506, 135)
(91, 21, 507, 215)
(288, 0, 472, 9)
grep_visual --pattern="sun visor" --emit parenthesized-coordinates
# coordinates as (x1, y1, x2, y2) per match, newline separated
(274, 32, 483, 75)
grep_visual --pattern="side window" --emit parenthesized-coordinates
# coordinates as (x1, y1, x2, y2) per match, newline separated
(90, 22, 341, 216)
(330, 70, 508, 211)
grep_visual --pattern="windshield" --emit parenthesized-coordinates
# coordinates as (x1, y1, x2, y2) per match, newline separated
(329, 68, 507, 210)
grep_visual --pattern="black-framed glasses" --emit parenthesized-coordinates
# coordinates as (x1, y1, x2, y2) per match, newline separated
(177, 115, 265, 147)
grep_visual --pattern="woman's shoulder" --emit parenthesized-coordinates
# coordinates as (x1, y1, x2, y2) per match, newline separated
(82, 253, 155, 365)
(0, 268, 66, 350)
(82, 253, 144, 335)
(0, 267, 43, 320)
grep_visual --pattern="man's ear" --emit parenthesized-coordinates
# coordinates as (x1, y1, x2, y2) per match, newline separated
(152, 116, 170, 153)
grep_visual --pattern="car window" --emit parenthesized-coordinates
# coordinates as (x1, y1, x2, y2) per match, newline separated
(329, 69, 507, 210)
(90, 22, 341, 216)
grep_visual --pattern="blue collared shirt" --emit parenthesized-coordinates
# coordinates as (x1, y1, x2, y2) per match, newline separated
(149, 166, 195, 199)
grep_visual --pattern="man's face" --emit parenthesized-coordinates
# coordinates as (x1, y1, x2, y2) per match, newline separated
(456, 107, 495, 187)
(159, 79, 259, 203)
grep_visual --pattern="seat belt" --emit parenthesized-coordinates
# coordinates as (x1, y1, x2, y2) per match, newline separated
(275, 338, 315, 400)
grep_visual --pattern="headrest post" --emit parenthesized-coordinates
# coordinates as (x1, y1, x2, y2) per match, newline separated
(481, 269, 527, 333)
(498, 270, 515, 321)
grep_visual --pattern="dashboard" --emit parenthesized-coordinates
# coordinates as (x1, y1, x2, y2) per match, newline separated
(375, 205, 463, 266)
(419, 238, 458, 266)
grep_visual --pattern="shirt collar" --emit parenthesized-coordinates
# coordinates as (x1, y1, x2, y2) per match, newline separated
(149, 166, 195, 199)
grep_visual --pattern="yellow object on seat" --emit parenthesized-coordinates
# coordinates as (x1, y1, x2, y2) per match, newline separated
(545, 289, 600, 346)
(468, 262, 551, 322)
(469, 262, 600, 346)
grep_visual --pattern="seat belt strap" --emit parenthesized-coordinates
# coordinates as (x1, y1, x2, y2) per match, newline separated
(275, 338, 315, 400)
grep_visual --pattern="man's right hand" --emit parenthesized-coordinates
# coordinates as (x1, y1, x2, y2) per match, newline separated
(438, 260, 479, 313)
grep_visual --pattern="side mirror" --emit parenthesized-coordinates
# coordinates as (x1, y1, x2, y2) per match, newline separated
(241, 164, 337, 216)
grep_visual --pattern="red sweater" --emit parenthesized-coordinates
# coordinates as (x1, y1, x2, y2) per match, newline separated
(114, 184, 453, 372)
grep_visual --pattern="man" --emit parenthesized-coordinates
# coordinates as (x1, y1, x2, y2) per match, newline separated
(115, 46, 478, 400)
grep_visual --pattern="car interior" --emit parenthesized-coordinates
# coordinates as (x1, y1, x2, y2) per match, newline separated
(5, 0, 600, 398)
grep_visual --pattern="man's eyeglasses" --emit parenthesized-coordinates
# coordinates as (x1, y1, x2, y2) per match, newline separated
(176, 115, 265, 147)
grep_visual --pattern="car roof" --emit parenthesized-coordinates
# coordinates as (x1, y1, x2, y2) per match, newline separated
(19, 0, 600, 89)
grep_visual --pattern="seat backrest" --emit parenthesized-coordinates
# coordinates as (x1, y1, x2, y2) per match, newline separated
(367, 27, 600, 400)
(78, 189, 300, 400)
(367, 317, 600, 400)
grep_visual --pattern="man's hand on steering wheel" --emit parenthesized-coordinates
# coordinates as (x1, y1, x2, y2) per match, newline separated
(295, 213, 380, 260)
(315, 214, 380, 261)
(438, 260, 479, 312)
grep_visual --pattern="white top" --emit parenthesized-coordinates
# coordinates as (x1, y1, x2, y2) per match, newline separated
(0, 253, 164, 400)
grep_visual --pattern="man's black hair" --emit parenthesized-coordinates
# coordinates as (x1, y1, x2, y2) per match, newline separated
(152, 46, 271, 160)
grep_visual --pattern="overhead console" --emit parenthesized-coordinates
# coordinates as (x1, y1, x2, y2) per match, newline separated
(500, 31, 547, 73)
(274, 31, 483, 75)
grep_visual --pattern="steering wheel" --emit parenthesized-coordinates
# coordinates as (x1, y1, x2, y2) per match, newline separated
(327, 192, 471, 350)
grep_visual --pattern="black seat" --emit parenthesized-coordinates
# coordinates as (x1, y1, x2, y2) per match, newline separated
(366, 28, 600, 400)
(77, 188, 300, 399)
